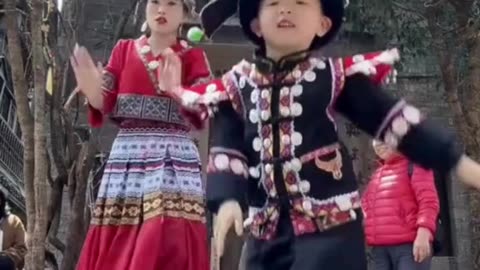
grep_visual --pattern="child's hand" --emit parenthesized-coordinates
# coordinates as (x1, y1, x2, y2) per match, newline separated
(158, 48, 182, 96)
(455, 155, 480, 190)
(213, 200, 243, 258)
(413, 227, 431, 263)
(70, 44, 103, 109)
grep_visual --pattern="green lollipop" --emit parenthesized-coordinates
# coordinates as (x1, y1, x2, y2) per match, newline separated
(187, 26, 205, 44)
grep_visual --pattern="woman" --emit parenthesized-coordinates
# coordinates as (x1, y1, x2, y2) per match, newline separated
(0, 190, 27, 270)
(71, 0, 212, 269)
(362, 140, 439, 270)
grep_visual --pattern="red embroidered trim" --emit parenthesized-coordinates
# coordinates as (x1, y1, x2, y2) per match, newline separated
(249, 191, 361, 240)
(299, 143, 340, 163)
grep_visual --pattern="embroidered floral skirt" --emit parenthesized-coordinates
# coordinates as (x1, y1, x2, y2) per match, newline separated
(76, 126, 209, 270)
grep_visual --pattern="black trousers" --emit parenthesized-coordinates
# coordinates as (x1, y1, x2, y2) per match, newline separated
(0, 254, 15, 270)
(245, 209, 367, 270)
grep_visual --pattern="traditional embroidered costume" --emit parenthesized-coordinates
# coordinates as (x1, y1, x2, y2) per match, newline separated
(172, 0, 464, 269)
(75, 36, 211, 270)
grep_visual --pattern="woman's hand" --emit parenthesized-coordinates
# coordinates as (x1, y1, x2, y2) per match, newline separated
(158, 48, 183, 98)
(413, 227, 432, 263)
(70, 44, 104, 109)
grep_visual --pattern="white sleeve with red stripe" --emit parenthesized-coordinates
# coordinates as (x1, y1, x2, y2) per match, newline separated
(343, 48, 400, 85)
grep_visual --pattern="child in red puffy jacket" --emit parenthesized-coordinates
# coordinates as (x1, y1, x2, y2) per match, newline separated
(362, 140, 439, 270)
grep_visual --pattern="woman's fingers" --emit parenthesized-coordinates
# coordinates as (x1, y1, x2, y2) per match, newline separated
(96, 62, 104, 75)
(78, 46, 92, 67)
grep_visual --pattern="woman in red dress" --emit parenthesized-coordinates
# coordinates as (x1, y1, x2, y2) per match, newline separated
(70, 0, 211, 269)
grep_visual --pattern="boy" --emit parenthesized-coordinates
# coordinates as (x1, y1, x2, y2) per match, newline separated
(158, 0, 480, 269)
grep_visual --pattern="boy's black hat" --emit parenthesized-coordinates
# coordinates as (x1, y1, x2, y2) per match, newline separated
(200, 0, 345, 50)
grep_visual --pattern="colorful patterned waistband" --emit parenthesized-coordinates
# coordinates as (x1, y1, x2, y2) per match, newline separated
(117, 120, 191, 135)
(245, 191, 361, 240)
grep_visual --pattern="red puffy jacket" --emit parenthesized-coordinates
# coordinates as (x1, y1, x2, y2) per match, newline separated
(361, 154, 440, 246)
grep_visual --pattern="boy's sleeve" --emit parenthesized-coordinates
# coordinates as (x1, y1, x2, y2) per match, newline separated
(182, 71, 249, 212)
(207, 73, 249, 212)
(178, 48, 214, 129)
(333, 50, 463, 173)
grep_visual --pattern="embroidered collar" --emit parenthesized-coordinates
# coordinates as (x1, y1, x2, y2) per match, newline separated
(137, 35, 190, 57)
(135, 35, 190, 94)
(253, 49, 311, 75)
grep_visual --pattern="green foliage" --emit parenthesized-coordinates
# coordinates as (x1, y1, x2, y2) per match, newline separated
(344, 0, 479, 72)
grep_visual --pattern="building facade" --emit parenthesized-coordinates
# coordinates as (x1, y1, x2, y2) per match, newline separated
(0, 28, 26, 217)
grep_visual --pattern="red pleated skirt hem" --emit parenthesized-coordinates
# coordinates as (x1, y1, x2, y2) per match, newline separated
(76, 216, 209, 270)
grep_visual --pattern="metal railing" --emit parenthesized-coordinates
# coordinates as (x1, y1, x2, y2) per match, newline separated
(0, 117, 23, 183)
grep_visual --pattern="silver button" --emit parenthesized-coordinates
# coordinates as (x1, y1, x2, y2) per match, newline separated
(239, 77, 246, 88)
(261, 90, 270, 99)
(230, 159, 245, 175)
(402, 105, 421, 125)
(291, 85, 303, 96)
(302, 200, 312, 211)
(250, 89, 259, 103)
(291, 103, 303, 116)
(206, 83, 217, 93)
(252, 137, 262, 151)
(291, 132, 303, 146)
(249, 109, 259, 124)
(288, 184, 299, 192)
(265, 164, 273, 174)
(214, 154, 229, 170)
(391, 116, 409, 136)
(249, 167, 260, 178)
(304, 71, 316, 82)
(317, 61, 326, 69)
(280, 87, 290, 96)
(263, 138, 272, 148)
(291, 158, 302, 171)
(261, 110, 271, 121)
(292, 69, 302, 79)
(283, 161, 292, 171)
(299, 180, 310, 193)
(280, 107, 290, 117)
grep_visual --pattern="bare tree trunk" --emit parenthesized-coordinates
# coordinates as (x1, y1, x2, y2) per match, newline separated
(4, 0, 36, 267)
(61, 141, 95, 270)
(462, 29, 480, 270)
(426, 3, 480, 270)
(30, 0, 49, 268)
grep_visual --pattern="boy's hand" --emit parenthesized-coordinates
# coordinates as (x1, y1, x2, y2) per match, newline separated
(213, 200, 243, 258)
(455, 155, 480, 190)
